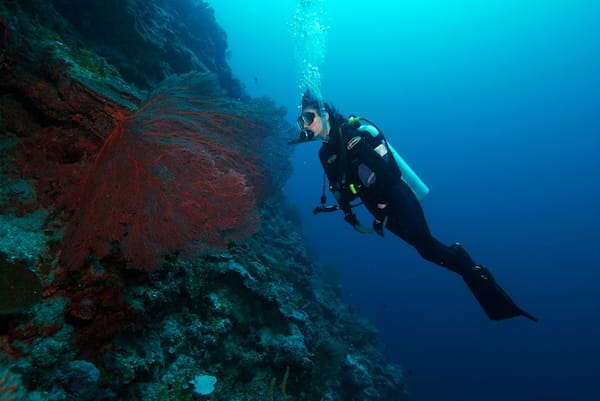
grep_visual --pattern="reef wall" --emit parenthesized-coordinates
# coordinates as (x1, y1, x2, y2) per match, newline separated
(0, 1, 409, 400)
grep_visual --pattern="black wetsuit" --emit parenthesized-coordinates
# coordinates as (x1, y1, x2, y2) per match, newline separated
(317, 118, 537, 321)
(318, 120, 474, 274)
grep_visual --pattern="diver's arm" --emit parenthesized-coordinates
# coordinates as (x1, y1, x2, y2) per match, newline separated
(319, 148, 354, 210)
(323, 162, 370, 232)
(319, 141, 370, 233)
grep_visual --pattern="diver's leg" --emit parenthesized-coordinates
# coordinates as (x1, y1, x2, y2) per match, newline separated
(382, 182, 538, 321)
(382, 181, 472, 273)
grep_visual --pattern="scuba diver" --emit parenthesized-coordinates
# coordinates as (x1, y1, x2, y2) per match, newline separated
(294, 91, 537, 322)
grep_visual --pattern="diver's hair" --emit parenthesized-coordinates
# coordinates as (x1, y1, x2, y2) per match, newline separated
(301, 91, 346, 125)
(301, 90, 321, 110)
(322, 103, 346, 126)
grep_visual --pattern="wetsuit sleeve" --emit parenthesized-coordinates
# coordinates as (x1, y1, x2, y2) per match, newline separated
(318, 146, 353, 214)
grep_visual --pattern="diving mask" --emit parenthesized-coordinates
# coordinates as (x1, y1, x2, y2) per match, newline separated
(296, 111, 316, 129)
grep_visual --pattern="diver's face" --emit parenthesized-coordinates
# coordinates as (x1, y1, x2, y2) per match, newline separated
(299, 107, 329, 140)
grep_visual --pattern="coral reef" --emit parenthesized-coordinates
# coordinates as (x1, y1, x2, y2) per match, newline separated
(16, 0, 240, 94)
(0, 366, 27, 401)
(0, 252, 41, 315)
(0, 15, 11, 48)
(61, 72, 276, 272)
(0, 1, 409, 400)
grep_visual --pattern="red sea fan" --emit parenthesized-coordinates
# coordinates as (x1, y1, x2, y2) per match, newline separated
(61, 73, 273, 271)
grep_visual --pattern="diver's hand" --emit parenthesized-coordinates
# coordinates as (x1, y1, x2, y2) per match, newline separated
(373, 202, 388, 236)
(344, 212, 372, 234)
(373, 216, 388, 237)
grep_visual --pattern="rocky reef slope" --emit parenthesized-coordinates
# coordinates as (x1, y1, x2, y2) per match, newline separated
(0, 1, 408, 400)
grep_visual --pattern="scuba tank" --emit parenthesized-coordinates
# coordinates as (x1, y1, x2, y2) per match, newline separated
(350, 116, 430, 201)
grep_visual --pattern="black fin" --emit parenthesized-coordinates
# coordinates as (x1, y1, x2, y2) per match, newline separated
(462, 266, 538, 322)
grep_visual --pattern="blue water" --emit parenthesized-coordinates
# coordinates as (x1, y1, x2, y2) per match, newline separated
(210, 1, 600, 400)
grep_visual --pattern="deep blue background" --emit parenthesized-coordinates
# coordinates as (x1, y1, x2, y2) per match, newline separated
(211, 1, 600, 400)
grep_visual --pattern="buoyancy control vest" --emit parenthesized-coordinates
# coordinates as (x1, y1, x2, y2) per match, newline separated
(348, 116, 430, 201)
(313, 115, 429, 214)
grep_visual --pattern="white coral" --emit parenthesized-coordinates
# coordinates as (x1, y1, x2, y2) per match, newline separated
(0, 211, 48, 262)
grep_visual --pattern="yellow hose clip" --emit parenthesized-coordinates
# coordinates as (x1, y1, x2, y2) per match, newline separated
(348, 116, 361, 125)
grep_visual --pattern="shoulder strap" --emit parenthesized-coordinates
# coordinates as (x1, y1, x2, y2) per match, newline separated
(336, 126, 348, 185)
